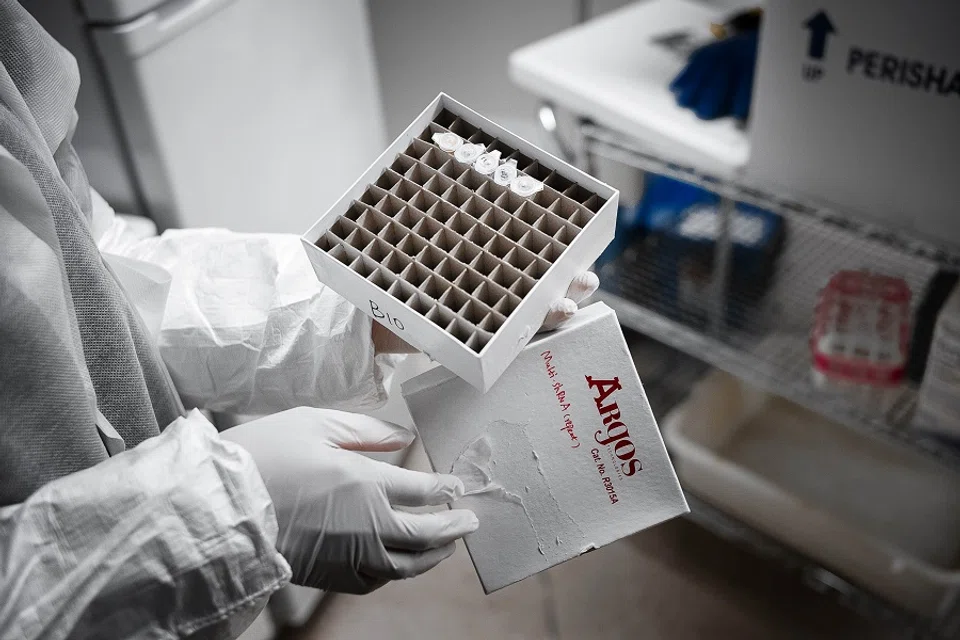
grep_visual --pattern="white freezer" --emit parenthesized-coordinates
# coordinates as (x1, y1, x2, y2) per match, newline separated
(28, 0, 387, 234)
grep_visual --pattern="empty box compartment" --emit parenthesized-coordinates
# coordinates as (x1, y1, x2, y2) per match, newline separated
(663, 370, 960, 618)
(302, 94, 618, 391)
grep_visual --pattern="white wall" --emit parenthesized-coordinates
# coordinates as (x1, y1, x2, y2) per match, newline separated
(366, 0, 744, 145)
(368, 0, 754, 206)
(369, 0, 570, 147)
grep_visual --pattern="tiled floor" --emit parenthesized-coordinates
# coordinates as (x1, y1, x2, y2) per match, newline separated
(291, 441, 898, 640)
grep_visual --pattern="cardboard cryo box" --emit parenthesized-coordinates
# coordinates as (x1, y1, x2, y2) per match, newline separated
(402, 302, 688, 593)
(746, 1, 960, 247)
(302, 94, 618, 392)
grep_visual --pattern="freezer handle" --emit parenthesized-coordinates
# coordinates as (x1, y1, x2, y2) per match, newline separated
(92, 0, 238, 57)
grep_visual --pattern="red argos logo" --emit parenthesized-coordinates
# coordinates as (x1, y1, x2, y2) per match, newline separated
(587, 376, 643, 476)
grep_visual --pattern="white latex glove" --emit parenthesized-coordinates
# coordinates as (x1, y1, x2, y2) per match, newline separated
(221, 408, 477, 594)
(539, 271, 600, 332)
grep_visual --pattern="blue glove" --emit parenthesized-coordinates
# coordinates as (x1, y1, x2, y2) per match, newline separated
(669, 31, 758, 121)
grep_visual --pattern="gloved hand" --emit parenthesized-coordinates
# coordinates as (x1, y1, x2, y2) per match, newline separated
(538, 271, 600, 332)
(221, 408, 477, 594)
(372, 271, 601, 353)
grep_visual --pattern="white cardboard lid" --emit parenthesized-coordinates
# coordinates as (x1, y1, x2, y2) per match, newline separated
(403, 302, 688, 592)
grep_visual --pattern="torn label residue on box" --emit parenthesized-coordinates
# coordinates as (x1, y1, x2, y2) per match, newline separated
(452, 434, 523, 500)
(451, 420, 585, 557)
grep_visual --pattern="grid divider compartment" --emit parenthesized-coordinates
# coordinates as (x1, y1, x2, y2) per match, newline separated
(448, 117, 479, 139)
(390, 153, 419, 175)
(438, 159, 467, 180)
(467, 129, 496, 148)
(376, 169, 404, 191)
(390, 177, 423, 201)
(404, 162, 435, 186)
(314, 107, 610, 353)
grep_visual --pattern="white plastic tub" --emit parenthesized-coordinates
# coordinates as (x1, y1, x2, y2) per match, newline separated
(663, 371, 960, 618)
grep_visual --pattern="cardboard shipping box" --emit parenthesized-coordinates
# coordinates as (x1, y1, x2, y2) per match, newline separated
(402, 303, 688, 593)
(746, 1, 960, 247)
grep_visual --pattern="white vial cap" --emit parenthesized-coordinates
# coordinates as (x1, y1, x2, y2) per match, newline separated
(474, 150, 502, 175)
(432, 131, 463, 153)
(494, 160, 518, 186)
(454, 143, 483, 164)
(511, 175, 544, 197)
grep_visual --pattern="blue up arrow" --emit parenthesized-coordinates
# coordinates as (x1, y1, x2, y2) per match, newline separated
(803, 10, 836, 60)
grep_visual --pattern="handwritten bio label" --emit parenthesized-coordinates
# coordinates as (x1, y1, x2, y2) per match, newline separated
(370, 300, 404, 331)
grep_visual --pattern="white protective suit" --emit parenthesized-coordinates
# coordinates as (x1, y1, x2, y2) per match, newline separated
(0, 2, 398, 638)
(0, 4, 597, 637)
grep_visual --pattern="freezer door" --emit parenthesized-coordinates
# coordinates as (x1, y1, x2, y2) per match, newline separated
(91, 0, 386, 232)
(81, 0, 169, 24)
(20, 0, 143, 214)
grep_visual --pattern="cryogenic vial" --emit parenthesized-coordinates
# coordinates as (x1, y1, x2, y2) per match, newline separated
(433, 131, 464, 153)
(494, 159, 518, 186)
(454, 143, 484, 164)
(474, 150, 502, 175)
(510, 175, 544, 197)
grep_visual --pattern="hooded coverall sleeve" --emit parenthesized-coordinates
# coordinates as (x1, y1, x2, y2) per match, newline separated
(0, 411, 292, 640)
(1, 135, 293, 636)
(1, 3, 297, 636)
(0, 101, 295, 640)
(97, 204, 398, 416)
(1, 145, 291, 640)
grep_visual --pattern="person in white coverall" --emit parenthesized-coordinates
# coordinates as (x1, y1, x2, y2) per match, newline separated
(0, 3, 600, 638)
